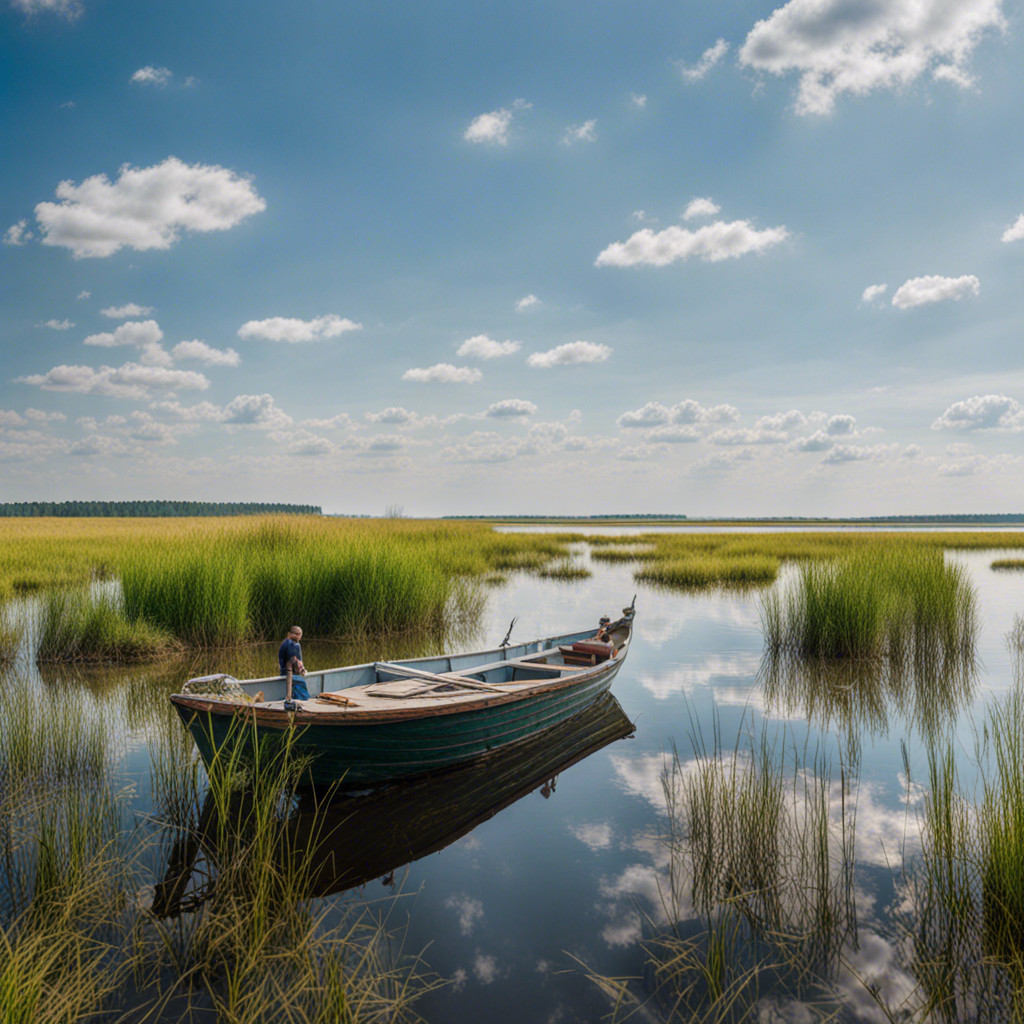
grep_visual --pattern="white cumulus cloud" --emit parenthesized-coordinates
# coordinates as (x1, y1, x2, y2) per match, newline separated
(618, 399, 740, 428)
(683, 197, 721, 220)
(515, 294, 540, 311)
(739, 0, 1006, 115)
(485, 399, 538, 418)
(563, 119, 597, 144)
(83, 320, 171, 367)
(101, 303, 154, 318)
(526, 341, 612, 368)
(679, 39, 730, 82)
(130, 66, 172, 86)
(931, 394, 1024, 432)
(237, 314, 361, 343)
(826, 414, 856, 435)
(861, 283, 888, 303)
(464, 100, 530, 146)
(3, 220, 32, 246)
(171, 340, 241, 366)
(456, 334, 521, 359)
(891, 275, 979, 309)
(402, 364, 483, 384)
(1002, 215, 1024, 243)
(33, 157, 266, 258)
(18, 362, 209, 400)
(222, 394, 292, 430)
(596, 219, 788, 267)
(631, 93, 647, 107)
(39, 319, 74, 330)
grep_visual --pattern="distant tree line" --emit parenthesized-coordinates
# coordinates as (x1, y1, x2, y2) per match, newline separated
(0, 501, 321, 518)
(445, 514, 689, 520)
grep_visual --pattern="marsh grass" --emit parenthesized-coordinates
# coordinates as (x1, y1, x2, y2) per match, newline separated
(898, 686, 1024, 1023)
(760, 546, 978, 663)
(35, 587, 180, 662)
(991, 559, 1024, 570)
(0, 688, 438, 1023)
(588, 725, 860, 1022)
(536, 559, 592, 580)
(637, 554, 779, 589)
(0, 605, 21, 663)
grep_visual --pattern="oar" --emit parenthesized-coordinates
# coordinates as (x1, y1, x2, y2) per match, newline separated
(284, 665, 297, 712)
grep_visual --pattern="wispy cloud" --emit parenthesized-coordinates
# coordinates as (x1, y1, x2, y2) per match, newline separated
(101, 303, 154, 319)
(402, 364, 482, 383)
(130, 66, 172, 87)
(597, 219, 788, 267)
(891, 275, 979, 309)
(678, 39, 729, 82)
(562, 119, 597, 145)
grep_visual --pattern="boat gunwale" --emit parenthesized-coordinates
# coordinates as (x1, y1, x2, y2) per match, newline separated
(170, 650, 626, 727)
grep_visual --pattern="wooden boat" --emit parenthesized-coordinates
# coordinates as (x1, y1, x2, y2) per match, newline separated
(170, 601, 635, 786)
(153, 691, 634, 916)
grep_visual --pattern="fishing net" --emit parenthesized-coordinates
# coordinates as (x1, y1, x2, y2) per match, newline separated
(181, 674, 262, 703)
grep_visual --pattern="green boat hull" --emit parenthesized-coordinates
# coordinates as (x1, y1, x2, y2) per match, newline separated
(176, 658, 624, 786)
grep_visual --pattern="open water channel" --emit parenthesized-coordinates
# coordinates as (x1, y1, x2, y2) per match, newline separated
(5, 533, 1024, 1022)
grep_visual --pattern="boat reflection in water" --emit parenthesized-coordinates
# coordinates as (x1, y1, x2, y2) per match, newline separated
(153, 691, 634, 917)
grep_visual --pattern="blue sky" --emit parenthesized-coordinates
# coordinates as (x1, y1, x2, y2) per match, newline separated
(2, 0, 1023, 515)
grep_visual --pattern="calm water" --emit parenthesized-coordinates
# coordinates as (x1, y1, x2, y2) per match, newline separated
(8, 545, 1024, 1021)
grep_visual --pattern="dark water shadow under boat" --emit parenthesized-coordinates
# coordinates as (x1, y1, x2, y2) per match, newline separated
(153, 691, 634, 918)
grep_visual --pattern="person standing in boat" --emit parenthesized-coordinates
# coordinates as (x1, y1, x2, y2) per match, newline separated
(279, 626, 310, 702)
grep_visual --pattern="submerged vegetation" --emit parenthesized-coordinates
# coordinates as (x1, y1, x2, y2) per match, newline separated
(0, 675, 438, 1023)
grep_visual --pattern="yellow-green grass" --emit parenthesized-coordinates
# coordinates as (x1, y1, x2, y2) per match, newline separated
(992, 558, 1024, 570)
(584, 727, 859, 1022)
(0, 516, 583, 655)
(0, 688, 438, 1023)
(902, 687, 1024, 1019)
(760, 545, 978, 662)
(580, 530, 1024, 590)
(536, 559, 592, 580)
(0, 605, 21, 663)
(35, 588, 180, 662)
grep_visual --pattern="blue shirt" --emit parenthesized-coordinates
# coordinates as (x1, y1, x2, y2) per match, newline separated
(279, 638, 302, 675)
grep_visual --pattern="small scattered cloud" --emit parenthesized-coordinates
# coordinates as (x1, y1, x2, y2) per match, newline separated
(618, 399, 740, 428)
(33, 157, 266, 259)
(515, 294, 540, 311)
(485, 399, 537, 418)
(826, 414, 856, 436)
(19, 362, 209, 400)
(237, 314, 361, 343)
(789, 430, 835, 452)
(464, 99, 530, 146)
(101, 303, 154, 318)
(365, 407, 414, 424)
(402, 364, 482, 384)
(473, 953, 500, 985)
(445, 895, 484, 936)
(456, 334, 521, 359)
(1002, 215, 1024, 243)
(861, 283, 888, 303)
(891, 275, 980, 309)
(822, 443, 894, 464)
(77, 290, 90, 300)
(596, 219, 788, 267)
(738, 0, 1006, 116)
(932, 394, 1024, 432)
(569, 821, 614, 850)
(678, 39, 729, 82)
(11, 0, 81, 19)
(60, 100, 75, 109)
(39, 319, 74, 330)
(300, 412, 358, 430)
(221, 393, 292, 430)
(83, 319, 169, 366)
(754, 409, 806, 431)
(563, 119, 597, 145)
(527, 341, 612, 368)
(3, 220, 32, 246)
(683, 197, 721, 220)
(171, 340, 241, 366)
(25, 408, 66, 424)
(130, 66, 172, 87)
(630, 92, 647, 108)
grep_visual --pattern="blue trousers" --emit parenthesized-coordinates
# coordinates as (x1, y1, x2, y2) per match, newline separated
(288, 675, 310, 701)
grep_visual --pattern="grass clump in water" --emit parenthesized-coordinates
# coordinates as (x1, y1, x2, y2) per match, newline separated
(636, 553, 779, 589)
(536, 559, 592, 580)
(760, 546, 978, 663)
(35, 588, 179, 662)
(992, 558, 1024, 570)
(0, 605, 22, 663)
